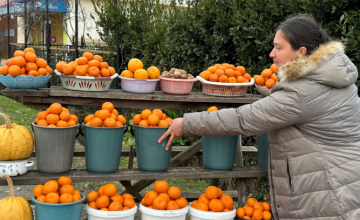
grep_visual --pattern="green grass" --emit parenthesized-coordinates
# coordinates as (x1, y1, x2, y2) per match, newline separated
(0, 95, 39, 131)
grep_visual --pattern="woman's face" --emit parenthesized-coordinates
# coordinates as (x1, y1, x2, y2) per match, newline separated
(269, 30, 303, 69)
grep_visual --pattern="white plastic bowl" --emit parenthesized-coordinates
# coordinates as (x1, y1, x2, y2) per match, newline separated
(139, 203, 188, 220)
(119, 76, 159, 94)
(86, 204, 137, 220)
(188, 203, 236, 220)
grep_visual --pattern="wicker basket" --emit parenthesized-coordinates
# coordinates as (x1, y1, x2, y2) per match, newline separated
(196, 76, 254, 97)
(159, 76, 197, 95)
(255, 84, 272, 96)
(0, 75, 51, 90)
(55, 70, 118, 92)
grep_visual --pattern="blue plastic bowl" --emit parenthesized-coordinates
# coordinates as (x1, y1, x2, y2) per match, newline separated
(32, 193, 86, 220)
(0, 74, 51, 89)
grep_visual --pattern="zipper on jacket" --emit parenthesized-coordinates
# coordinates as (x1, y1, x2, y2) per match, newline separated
(286, 155, 293, 191)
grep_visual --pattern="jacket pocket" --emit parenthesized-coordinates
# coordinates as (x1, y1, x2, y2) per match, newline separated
(286, 155, 293, 191)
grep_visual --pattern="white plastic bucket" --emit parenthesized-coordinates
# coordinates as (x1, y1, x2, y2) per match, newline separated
(119, 76, 159, 93)
(86, 204, 138, 220)
(139, 204, 188, 220)
(188, 203, 236, 220)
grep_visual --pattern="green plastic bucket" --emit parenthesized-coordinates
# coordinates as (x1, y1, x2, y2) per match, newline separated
(202, 135, 238, 172)
(82, 123, 127, 175)
(133, 125, 172, 173)
(257, 133, 269, 171)
(32, 122, 79, 174)
(32, 193, 85, 220)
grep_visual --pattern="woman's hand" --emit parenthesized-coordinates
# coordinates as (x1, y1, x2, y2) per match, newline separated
(158, 118, 184, 150)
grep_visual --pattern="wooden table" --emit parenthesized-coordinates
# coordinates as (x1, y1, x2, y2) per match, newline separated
(1, 86, 266, 205)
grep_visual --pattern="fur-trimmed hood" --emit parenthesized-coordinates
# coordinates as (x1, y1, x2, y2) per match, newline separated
(277, 41, 358, 88)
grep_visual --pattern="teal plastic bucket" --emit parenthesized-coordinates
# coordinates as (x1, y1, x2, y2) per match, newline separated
(133, 125, 172, 173)
(82, 123, 127, 175)
(202, 135, 238, 172)
(257, 133, 269, 171)
(32, 193, 85, 220)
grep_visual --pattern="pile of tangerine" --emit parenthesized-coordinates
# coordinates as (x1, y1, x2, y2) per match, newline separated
(199, 63, 251, 83)
(84, 102, 126, 127)
(132, 109, 172, 127)
(191, 186, 234, 212)
(35, 103, 78, 127)
(86, 184, 136, 211)
(141, 180, 188, 210)
(33, 176, 82, 204)
(55, 52, 116, 77)
(236, 197, 272, 220)
(0, 48, 53, 77)
(253, 64, 278, 89)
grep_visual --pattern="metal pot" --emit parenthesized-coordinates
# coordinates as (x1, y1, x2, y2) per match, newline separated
(0, 158, 34, 176)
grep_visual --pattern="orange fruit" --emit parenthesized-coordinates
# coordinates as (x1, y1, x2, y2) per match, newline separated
(121, 70, 134, 78)
(45, 192, 60, 203)
(218, 75, 229, 83)
(93, 55, 103, 63)
(59, 184, 74, 195)
(147, 114, 160, 126)
(108, 67, 116, 75)
(265, 78, 276, 89)
(209, 199, 224, 212)
(141, 109, 152, 120)
(147, 66, 160, 79)
(60, 193, 74, 203)
(86, 191, 99, 203)
(158, 193, 170, 203)
(245, 206, 253, 217)
(263, 210, 272, 220)
(109, 201, 123, 211)
(38, 68, 47, 76)
(153, 196, 167, 210)
(70, 115, 78, 123)
(36, 195, 46, 202)
(58, 176, 72, 186)
(243, 73, 251, 81)
(82, 52, 94, 61)
(36, 58, 47, 68)
(236, 207, 245, 217)
(99, 62, 109, 69)
(12, 56, 26, 67)
(154, 180, 169, 194)
(88, 67, 100, 77)
(235, 66, 246, 75)
(100, 68, 110, 77)
(73, 194, 82, 202)
(270, 63, 277, 72)
(77, 57, 88, 65)
(219, 194, 233, 210)
(134, 69, 148, 79)
(90, 117, 103, 127)
(261, 69, 273, 78)
(262, 202, 271, 211)
(103, 184, 117, 197)
(24, 52, 37, 62)
(24, 47, 35, 54)
(96, 195, 110, 209)
(168, 186, 181, 200)
(33, 184, 44, 198)
(166, 200, 180, 210)
(252, 209, 264, 220)
(195, 202, 209, 211)
(28, 70, 39, 78)
(56, 61, 66, 72)
(247, 198, 258, 207)
(255, 75, 265, 86)
(144, 191, 158, 206)
(123, 198, 136, 208)
(14, 50, 25, 57)
(122, 193, 134, 200)
(0, 65, 9, 75)
(42, 180, 59, 195)
(158, 120, 169, 127)
(102, 102, 114, 113)
(191, 200, 198, 208)
(132, 114, 142, 125)
(205, 186, 220, 200)
(111, 193, 123, 203)
(37, 120, 48, 127)
(89, 201, 98, 210)
(128, 58, 143, 73)
(8, 65, 21, 77)
(175, 197, 188, 209)
(252, 202, 264, 211)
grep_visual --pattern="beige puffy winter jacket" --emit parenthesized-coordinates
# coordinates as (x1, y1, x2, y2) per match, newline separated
(183, 41, 360, 219)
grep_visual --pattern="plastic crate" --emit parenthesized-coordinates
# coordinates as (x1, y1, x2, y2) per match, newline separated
(196, 76, 254, 97)
(159, 76, 197, 95)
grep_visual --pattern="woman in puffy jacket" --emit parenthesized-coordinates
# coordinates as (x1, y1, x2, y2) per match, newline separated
(159, 15, 360, 220)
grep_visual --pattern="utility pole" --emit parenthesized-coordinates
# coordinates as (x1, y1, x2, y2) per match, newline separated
(114, 0, 120, 89)
(7, 0, 10, 58)
(75, 0, 78, 58)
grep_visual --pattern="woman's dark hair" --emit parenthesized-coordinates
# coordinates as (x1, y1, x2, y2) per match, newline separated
(277, 15, 330, 55)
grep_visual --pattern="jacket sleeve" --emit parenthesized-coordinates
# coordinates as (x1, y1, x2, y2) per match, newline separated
(182, 83, 306, 136)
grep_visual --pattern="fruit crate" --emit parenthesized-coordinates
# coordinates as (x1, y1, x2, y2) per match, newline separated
(55, 70, 118, 92)
(197, 76, 254, 97)
(159, 76, 197, 95)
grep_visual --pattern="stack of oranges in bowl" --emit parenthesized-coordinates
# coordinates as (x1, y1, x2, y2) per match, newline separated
(120, 58, 160, 80)
(253, 64, 278, 96)
(236, 197, 272, 220)
(199, 63, 251, 83)
(33, 176, 82, 204)
(190, 186, 234, 212)
(141, 180, 188, 210)
(0, 48, 53, 78)
(55, 52, 116, 77)
(84, 102, 126, 127)
(34, 103, 78, 127)
(86, 184, 136, 211)
(132, 109, 172, 127)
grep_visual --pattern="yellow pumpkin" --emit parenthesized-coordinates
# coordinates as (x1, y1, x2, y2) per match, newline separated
(0, 113, 34, 160)
(0, 175, 33, 220)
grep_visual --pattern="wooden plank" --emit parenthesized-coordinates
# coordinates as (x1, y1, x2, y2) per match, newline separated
(1, 88, 49, 97)
(0, 167, 267, 186)
(121, 140, 203, 194)
(29, 146, 258, 158)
